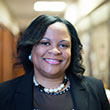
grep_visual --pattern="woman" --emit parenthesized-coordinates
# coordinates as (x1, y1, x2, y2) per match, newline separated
(0, 15, 109, 110)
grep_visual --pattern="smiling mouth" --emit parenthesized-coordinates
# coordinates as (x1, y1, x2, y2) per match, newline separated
(43, 58, 62, 65)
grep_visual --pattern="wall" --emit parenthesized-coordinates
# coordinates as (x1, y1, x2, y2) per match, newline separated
(64, 0, 110, 88)
(0, 0, 19, 35)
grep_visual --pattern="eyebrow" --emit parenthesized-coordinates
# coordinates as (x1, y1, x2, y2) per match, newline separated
(41, 38, 50, 41)
(42, 37, 70, 43)
(59, 40, 70, 43)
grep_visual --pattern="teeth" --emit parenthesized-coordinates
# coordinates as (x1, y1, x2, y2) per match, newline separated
(44, 58, 61, 64)
(45, 59, 59, 62)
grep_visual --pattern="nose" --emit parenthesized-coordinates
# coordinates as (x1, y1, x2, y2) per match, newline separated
(48, 47, 61, 55)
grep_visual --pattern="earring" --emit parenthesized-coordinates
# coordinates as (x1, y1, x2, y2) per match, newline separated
(28, 54, 32, 62)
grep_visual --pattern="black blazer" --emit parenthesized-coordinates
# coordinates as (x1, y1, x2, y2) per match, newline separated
(0, 73, 109, 110)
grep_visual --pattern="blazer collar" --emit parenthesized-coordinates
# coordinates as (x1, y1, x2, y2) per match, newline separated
(69, 74, 89, 110)
(14, 72, 89, 110)
(14, 72, 33, 110)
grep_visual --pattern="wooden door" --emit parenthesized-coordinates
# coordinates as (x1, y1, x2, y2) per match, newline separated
(0, 25, 3, 82)
(2, 27, 13, 81)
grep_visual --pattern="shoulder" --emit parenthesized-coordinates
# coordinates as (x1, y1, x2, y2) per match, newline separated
(82, 76, 103, 86)
(0, 75, 24, 90)
(0, 74, 28, 109)
(81, 76, 105, 93)
(71, 74, 103, 88)
(0, 75, 25, 100)
(70, 74, 105, 95)
(82, 76, 110, 108)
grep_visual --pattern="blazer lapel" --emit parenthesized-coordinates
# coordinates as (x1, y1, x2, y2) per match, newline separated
(69, 74, 89, 110)
(14, 73, 33, 110)
(14, 72, 89, 110)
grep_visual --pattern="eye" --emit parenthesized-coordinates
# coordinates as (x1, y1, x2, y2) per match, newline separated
(59, 44, 69, 48)
(40, 42, 50, 46)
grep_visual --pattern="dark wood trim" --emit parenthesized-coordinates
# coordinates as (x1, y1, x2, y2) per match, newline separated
(0, 25, 4, 82)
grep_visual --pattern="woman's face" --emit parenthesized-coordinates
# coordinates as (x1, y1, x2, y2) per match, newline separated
(32, 22, 71, 78)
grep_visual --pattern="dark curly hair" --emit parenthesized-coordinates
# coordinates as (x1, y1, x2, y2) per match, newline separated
(17, 14, 85, 76)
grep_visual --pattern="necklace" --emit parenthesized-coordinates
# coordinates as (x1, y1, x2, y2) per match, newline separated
(33, 75, 69, 95)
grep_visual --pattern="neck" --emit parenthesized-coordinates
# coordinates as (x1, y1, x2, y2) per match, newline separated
(34, 71, 65, 89)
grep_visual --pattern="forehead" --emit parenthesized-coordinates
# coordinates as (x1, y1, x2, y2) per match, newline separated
(48, 22, 68, 32)
(43, 22, 71, 40)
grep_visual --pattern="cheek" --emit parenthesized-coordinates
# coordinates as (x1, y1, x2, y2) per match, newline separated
(67, 53, 71, 65)
(31, 46, 48, 63)
(63, 50, 71, 62)
(32, 46, 44, 56)
(62, 51, 71, 71)
(31, 47, 41, 62)
(32, 50, 43, 68)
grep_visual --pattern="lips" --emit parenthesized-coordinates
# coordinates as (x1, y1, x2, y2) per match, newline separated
(44, 58, 62, 65)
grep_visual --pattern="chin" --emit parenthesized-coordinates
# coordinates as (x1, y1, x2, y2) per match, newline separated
(45, 70, 65, 77)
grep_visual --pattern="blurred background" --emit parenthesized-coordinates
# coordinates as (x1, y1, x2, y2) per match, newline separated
(0, 0, 110, 90)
